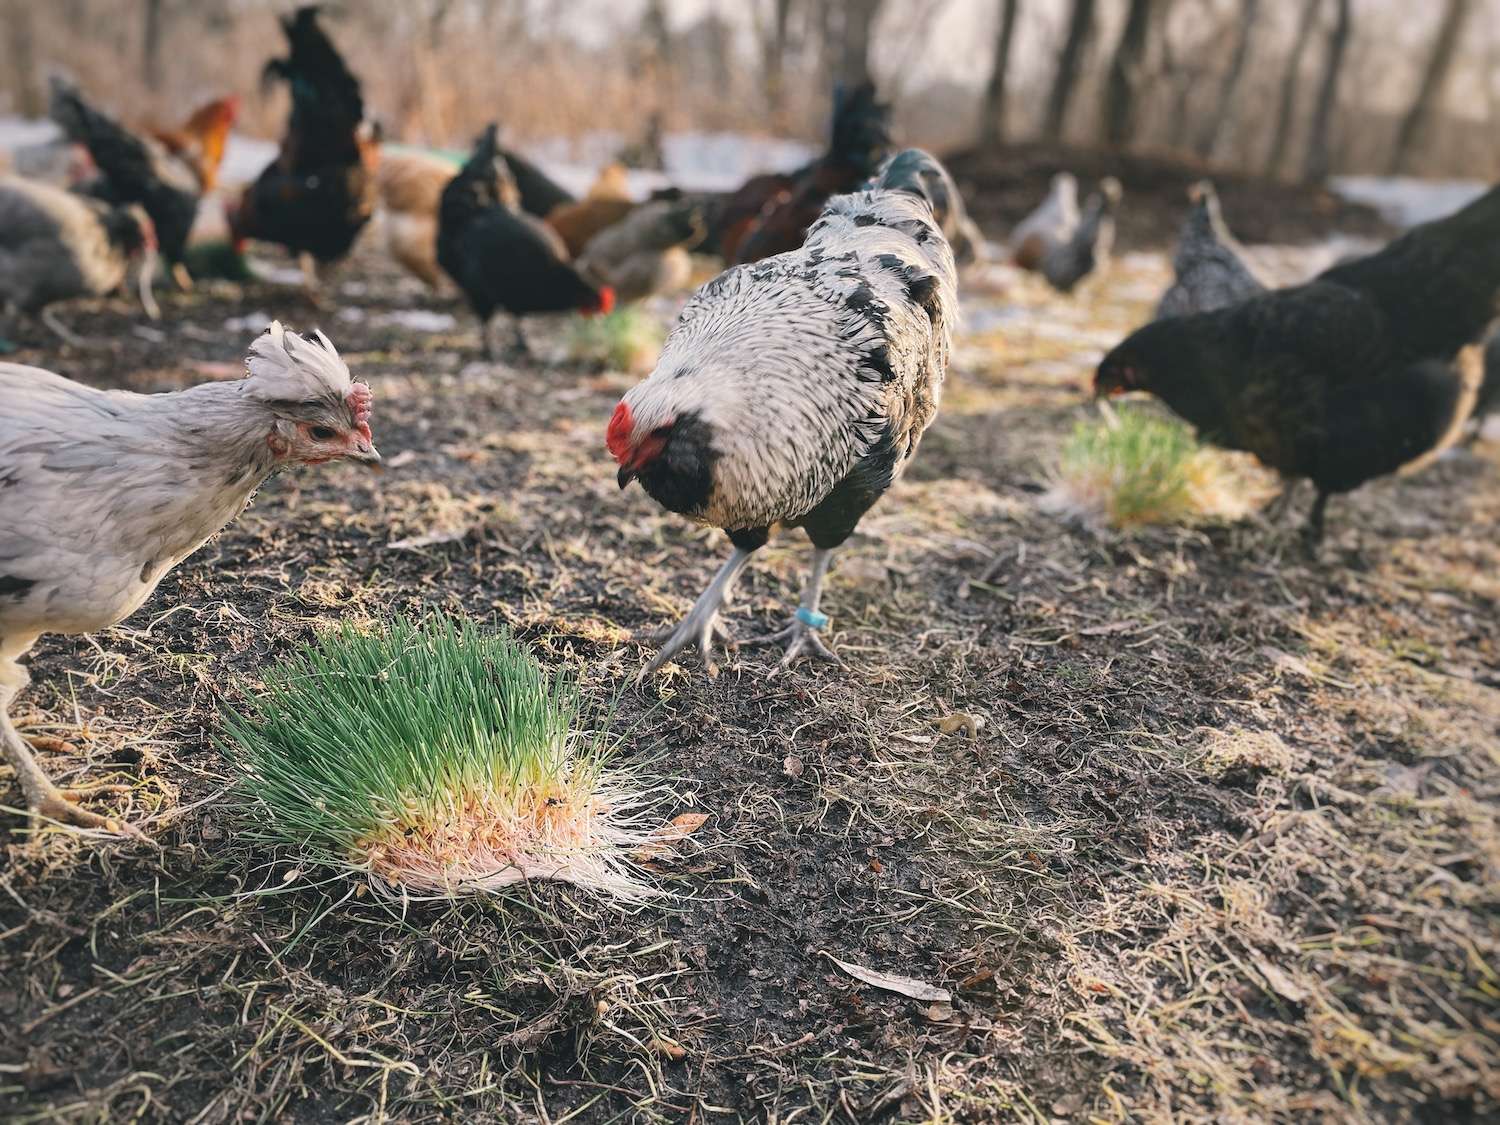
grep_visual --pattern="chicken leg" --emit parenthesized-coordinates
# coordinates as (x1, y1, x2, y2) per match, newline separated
(745, 547, 843, 672)
(0, 681, 129, 834)
(639, 546, 755, 679)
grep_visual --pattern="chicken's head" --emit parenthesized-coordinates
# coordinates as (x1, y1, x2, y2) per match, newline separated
(246, 322, 381, 468)
(583, 285, 616, 317)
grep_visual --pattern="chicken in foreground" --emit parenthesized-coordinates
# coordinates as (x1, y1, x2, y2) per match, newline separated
(870, 149, 985, 266)
(0, 175, 157, 347)
(1037, 177, 1121, 293)
(609, 148, 958, 676)
(1155, 181, 1265, 320)
(0, 323, 379, 834)
(546, 163, 636, 259)
(577, 199, 705, 304)
(230, 5, 379, 292)
(1096, 184, 1500, 546)
(373, 149, 460, 289)
(438, 125, 613, 358)
(48, 77, 199, 282)
(733, 83, 893, 265)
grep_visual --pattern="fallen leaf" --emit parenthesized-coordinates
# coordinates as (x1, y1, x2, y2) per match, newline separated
(825, 954, 951, 1002)
(634, 812, 711, 860)
(783, 755, 804, 778)
(1250, 954, 1309, 1003)
(923, 1002, 954, 1022)
(937, 713, 984, 739)
(647, 1037, 686, 1060)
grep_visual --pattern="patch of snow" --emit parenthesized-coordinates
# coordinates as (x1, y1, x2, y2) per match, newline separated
(377, 309, 458, 332)
(224, 312, 272, 334)
(1332, 176, 1487, 229)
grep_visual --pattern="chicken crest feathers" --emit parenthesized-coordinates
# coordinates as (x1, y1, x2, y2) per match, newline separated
(244, 321, 356, 409)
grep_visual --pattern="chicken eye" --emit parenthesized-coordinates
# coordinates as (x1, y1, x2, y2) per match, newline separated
(309, 426, 338, 441)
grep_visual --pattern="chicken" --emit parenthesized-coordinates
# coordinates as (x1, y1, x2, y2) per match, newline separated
(1008, 172, 1078, 270)
(0, 175, 158, 347)
(373, 150, 460, 289)
(0, 322, 379, 833)
(147, 94, 240, 194)
(608, 148, 958, 676)
(733, 83, 893, 265)
(230, 5, 378, 290)
(498, 145, 575, 221)
(1471, 333, 1500, 443)
(48, 77, 200, 281)
(1155, 181, 1265, 320)
(438, 125, 613, 358)
(546, 163, 636, 259)
(1095, 184, 1500, 546)
(576, 199, 705, 304)
(1039, 177, 1121, 293)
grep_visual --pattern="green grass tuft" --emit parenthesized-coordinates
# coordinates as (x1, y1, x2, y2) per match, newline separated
(1047, 403, 1270, 529)
(220, 614, 664, 901)
(562, 308, 662, 373)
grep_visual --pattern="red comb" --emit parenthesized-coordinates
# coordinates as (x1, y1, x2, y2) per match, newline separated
(348, 383, 374, 440)
(596, 286, 616, 316)
(606, 402, 633, 464)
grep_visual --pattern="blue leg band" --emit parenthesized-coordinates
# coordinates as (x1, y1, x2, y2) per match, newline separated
(796, 607, 829, 631)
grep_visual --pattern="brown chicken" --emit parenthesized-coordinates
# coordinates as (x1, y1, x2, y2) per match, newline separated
(545, 164, 635, 258)
(373, 150, 461, 288)
(147, 95, 239, 193)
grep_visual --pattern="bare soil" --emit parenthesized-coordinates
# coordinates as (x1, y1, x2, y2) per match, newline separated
(1, 240, 1496, 1123)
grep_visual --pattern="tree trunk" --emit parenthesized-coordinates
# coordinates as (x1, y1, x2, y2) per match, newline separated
(1263, 0, 1320, 178)
(1192, 0, 1258, 160)
(143, 0, 166, 92)
(1387, 0, 1473, 175)
(839, 0, 884, 88)
(978, 0, 1022, 146)
(1102, 0, 1154, 148)
(3, 0, 41, 117)
(1303, 0, 1352, 185)
(1044, 0, 1096, 138)
(762, 0, 797, 121)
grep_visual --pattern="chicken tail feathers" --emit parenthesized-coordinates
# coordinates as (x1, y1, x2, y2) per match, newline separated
(1393, 348, 1483, 477)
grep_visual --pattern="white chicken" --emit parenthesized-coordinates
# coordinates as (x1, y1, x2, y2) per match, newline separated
(0, 323, 379, 833)
(608, 148, 958, 676)
(1008, 172, 1078, 271)
(1010, 172, 1121, 293)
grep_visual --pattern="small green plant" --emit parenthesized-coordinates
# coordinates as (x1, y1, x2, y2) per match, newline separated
(221, 614, 665, 901)
(563, 308, 662, 373)
(1046, 404, 1268, 528)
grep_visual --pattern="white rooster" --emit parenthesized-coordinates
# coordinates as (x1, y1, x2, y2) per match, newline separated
(0, 323, 379, 833)
(608, 148, 958, 676)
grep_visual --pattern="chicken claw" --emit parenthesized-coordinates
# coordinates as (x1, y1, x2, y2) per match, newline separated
(745, 613, 843, 674)
(637, 547, 754, 681)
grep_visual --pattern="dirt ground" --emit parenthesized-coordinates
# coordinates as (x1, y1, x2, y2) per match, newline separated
(1, 234, 1497, 1124)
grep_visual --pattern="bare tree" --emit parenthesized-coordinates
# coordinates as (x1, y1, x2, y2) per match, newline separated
(1263, 0, 1321, 178)
(1303, 0, 1352, 185)
(977, 0, 1021, 146)
(1102, 0, 1155, 148)
(1044, 0, 1096, 137)
(1387, 0, 1474, 175)
(839, 0, 885, 87)
(759, 0, 798, 120)
(1192, 0, 1258, 160)
(143, 0, 166, 91)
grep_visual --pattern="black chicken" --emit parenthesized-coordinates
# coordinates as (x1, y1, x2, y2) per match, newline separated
(1096, 185, 1500, 546)
(48, 78, 198, 282)
(437, 125, 613, 358)
(496, 144, 575, 220)
(230, 5, 378, 289)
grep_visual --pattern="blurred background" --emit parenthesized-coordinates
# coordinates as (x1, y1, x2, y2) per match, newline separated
(2, 0, 1497, 185)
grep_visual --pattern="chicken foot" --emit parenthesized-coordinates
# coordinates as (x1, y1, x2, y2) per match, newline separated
(744, 547, 843, 672)
(638, 547, 755, 680)
(0, 702, 135, 835)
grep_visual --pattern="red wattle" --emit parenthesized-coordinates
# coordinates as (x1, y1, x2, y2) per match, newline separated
(606, 402, 634, 464)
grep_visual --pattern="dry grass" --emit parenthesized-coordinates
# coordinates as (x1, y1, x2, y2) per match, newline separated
(0, 242, 1496, 1122)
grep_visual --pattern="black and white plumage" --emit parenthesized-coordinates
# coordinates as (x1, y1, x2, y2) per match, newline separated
(872, 149, 984, 267)
(1155, 181, 1265, 321)
(0, 323, 379, 833)
(0, 175, 157, 346)
(608, 148, 958, 675)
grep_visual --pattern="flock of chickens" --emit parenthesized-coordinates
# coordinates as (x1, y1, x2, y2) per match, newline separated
(1, 6, 1498, 838)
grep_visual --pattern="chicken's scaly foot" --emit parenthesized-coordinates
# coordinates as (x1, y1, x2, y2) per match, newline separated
(637, 547, 755, 681)
(744, 615, 843, 674)
(32, 784, 146, 839)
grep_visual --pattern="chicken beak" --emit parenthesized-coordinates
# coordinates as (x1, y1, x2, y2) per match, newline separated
(350, 442, 383, 471)
(137, 245, 161, 321)
(617, 465, 636, 489)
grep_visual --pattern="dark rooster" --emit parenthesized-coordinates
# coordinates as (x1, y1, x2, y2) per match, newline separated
(497, 144, 576, 220)
(48, 78, 199, 283)
(720, 83, 892, 264)
(1095, 184, 1500, 547)
(609, 149, 958, 676)
(438, 125, 613, 358)
(230, 5, 378, 290)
